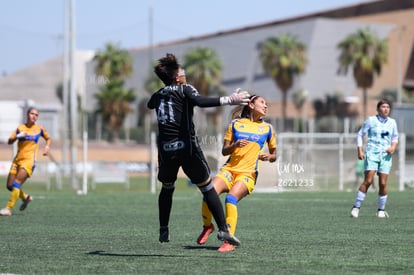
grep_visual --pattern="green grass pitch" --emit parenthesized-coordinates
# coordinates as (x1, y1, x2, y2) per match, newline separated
(0, 180, 413, 274)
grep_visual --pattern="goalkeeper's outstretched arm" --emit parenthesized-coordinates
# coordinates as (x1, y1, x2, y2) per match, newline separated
(187, 88, 251, 107)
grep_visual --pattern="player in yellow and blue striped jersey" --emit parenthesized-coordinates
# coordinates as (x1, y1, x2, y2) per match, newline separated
(0, 107, 51, 216)
(197, 94, 277, 252)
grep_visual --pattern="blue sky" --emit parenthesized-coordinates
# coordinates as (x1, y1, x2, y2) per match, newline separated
(0, 0, 369, 74)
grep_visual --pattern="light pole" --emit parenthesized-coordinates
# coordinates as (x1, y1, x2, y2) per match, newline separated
(62, 0, 69, 178)
(69, 0, 78, 189)
(397, 26, 405, 105)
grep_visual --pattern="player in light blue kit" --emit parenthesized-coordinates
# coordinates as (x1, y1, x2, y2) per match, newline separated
(351, 99, 398, 218)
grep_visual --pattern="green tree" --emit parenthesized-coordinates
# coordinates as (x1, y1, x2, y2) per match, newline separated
(182, 47, 225, 135)
(182, 47, 223, 96)
(94, 42, 133, 80)
(259, 34, 307, 131)
(93, 42, 135, 142)
(292, 88, 308, 132)
(95, 79, 135, 141)
(337, 28, 388, 118)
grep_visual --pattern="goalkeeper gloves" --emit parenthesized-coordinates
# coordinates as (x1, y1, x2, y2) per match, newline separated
(220, 88, 251, 105)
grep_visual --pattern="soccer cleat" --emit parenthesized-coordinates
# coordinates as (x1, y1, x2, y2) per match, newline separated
(217, 241, 235, 253)
(20, 195, 33, 211)
(0, 208, 12, 216)
(159, 227, 170, 243)
(350, 207, 359, 218)
(197, 224, 215, 245)
(376, 210, 389, 218)
(217, 230, 240, 246)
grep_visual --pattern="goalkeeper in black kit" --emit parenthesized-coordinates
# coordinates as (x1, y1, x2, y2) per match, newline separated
(147, 53, 249, 247)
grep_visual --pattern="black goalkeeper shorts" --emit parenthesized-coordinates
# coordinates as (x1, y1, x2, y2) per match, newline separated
(157, 140, 210, 184)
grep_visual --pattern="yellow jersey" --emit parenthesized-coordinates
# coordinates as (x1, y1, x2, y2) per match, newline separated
(222, 118, 276, 174)
(11, 124, 50, 163)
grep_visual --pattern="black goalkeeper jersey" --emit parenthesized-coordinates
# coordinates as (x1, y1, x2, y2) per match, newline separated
(147, 84, 221, 146)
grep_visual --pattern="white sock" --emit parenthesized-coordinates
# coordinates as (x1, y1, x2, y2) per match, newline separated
(378, 195, 388, 210)
(353, 191, 366, 208)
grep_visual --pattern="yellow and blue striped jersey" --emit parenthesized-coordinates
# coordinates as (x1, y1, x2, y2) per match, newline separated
(11, 124, 50, 162)
(223, 118, 276, 174)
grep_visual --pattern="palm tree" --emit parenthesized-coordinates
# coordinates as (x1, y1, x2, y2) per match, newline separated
(94, 42, 133, 80)
(259, 34, 307, 131)
(93, 42, 135, 142)
(337, 28, 388, 119)
(182, 47, 224, 135)
(292, 88, 308, 132)
(94, 80, 135, 141)
(183, 47, 223, 96)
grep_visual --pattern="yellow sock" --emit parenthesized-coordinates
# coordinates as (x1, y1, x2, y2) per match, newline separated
(225, 194, 238, 235)
(6, 187, 20, 210)
(19, 189, 27, 200)
(201, 199, 212, 227)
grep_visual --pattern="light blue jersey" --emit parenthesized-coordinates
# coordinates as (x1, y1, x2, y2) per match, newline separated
(358, 115, 398, 154)
(357, 115, 398, 174)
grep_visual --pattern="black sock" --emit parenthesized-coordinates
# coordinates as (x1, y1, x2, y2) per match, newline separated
(199, 181, 228, 232)
(158, 185, 175, 228)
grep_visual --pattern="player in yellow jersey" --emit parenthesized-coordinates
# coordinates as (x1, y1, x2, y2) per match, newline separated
(0, 107, 51, 216)
(196, 95, 277, 252)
